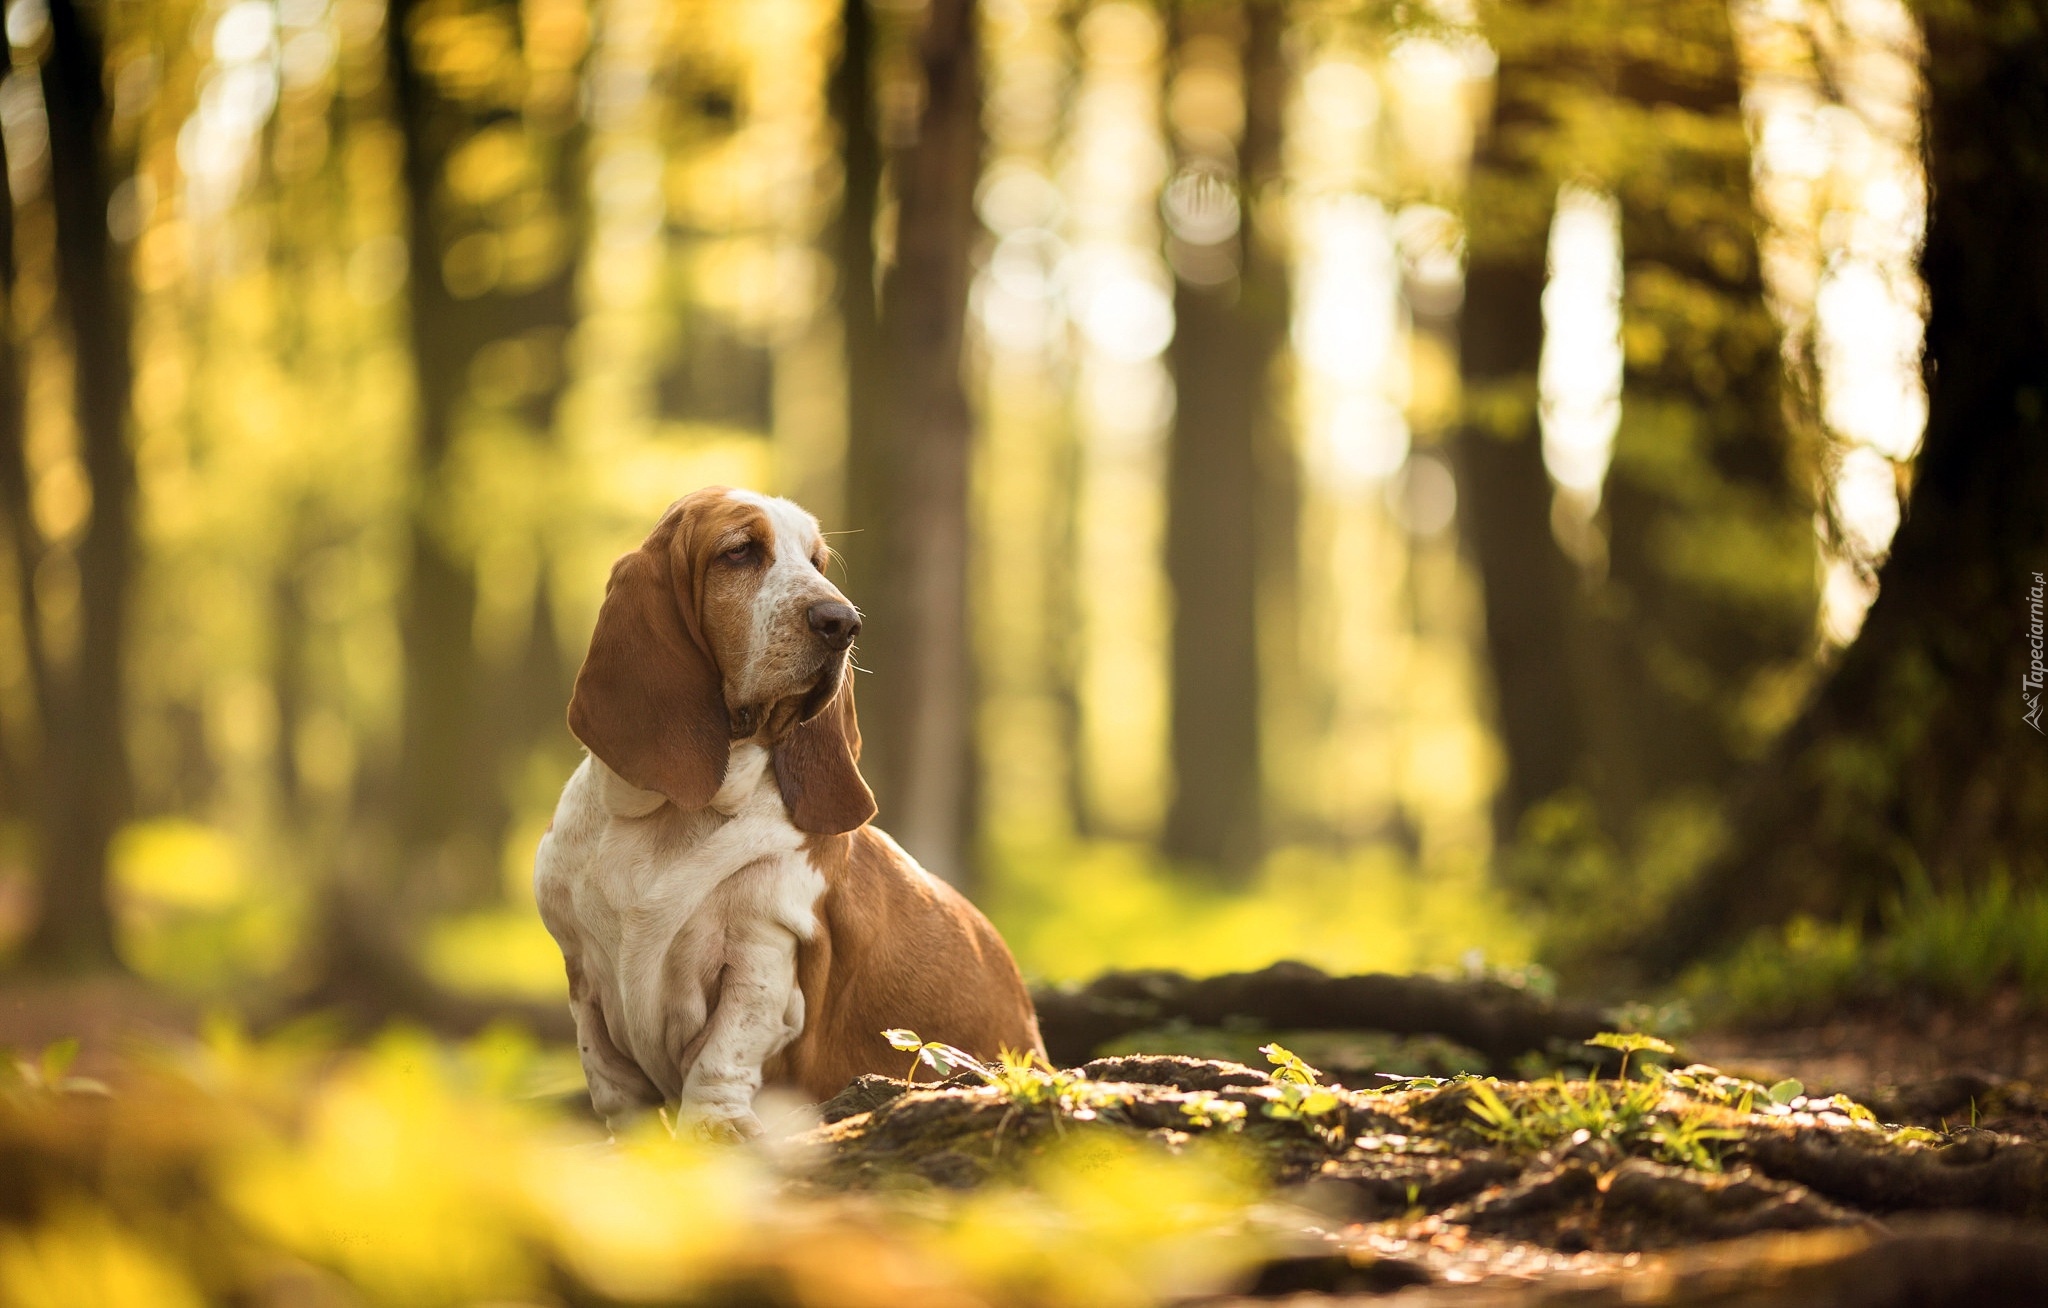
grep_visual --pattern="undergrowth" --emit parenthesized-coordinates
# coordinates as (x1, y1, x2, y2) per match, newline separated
(1683, 873, 2048, 1023)
(875, 1029, 1904, 1180)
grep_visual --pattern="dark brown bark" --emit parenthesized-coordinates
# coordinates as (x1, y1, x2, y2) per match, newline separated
(1161, 0, 1290, 880)
(0, 74, 37, 825)
(383, 0, 583, 909)
(840, 0, 982, 886)
(1030, 959, 1613, 1070)
(270, 545, 310, 815)
(1645, 0, 2048, 968)
(829, 0, 884, 697)
(22, 0, 134, 972)
(831, 0, 883, 476)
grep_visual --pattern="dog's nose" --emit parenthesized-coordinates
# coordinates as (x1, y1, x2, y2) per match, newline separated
(808, 601, 861, 650)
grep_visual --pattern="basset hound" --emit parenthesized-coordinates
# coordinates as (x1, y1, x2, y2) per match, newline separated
(535, 487, 1042, 1137)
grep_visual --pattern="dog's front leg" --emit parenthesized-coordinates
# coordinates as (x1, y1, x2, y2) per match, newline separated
(673, 914, 804, 1141)
(563, 951, 663, 1126)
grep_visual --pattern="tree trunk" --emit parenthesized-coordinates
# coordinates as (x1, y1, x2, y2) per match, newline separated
(22, 0, 134, 971)
(0, 74, 38, 828)
(1593, 0, 1817, 839)
(842, 0, 982, 887)
(384, 0, 583, 910)
(1454, 3, 1585, 845)
(1161, 0, 1290, 881)
(831, 0, 883, 514)
(1646, 0, 2048, 968)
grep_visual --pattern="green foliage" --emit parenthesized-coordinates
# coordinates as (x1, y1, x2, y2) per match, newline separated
(1, 1038, 110, 1100)
(1452, 1049, 1893, 1176)
(1178, 1093, 1248, 1132)
(1584, 1030, 1676, 1083)
(1503, 793, 1725, 982)
(886, 1027, 983, 1082)
(881, 1030, 1116, 1126)
(107, 820, 298, 995)
(1257, 1043, 1344, 1136)
(1259, 1041, 1323, 1086)
(1464, 1068, 1741, 1173)
(1682, 873, 2048, 1022)
(987, 841, 1533, 986)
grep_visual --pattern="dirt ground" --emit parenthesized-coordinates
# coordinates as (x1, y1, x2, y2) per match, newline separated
(1692, 995, 2048, 1112)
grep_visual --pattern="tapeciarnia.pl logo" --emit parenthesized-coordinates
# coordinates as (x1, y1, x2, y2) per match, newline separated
(2028, 570, 2046, 733)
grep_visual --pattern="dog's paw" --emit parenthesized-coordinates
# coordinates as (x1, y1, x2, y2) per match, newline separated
(678, 1104, 765, 1144)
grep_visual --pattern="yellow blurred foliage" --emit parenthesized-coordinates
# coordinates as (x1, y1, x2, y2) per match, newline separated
(0, 1027, 1276, 1307)
(111, 820, 246, 912)
(0, 1207, 205, 1308)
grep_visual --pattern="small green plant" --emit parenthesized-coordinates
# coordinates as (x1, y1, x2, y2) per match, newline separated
(1258, 1043, 1345, 1143)
(1822, 1093, 1876, 1126)
(884, 1029, 991, 1084)
(1584, 1031, 1677, 1083)
(1, 1038, 110, 1100)
(1178, 1092, 1248, 1131)
(1645, 1108, 1743, 1172)
(1372, 1072, 1451, 1090)
(1463, 1078, 1548, 1152)
(983, 1047, 1088, 1109)
(1463, 1070, 1738, 1172)
(1259, 1042, 1321, 1085)
(881, 1031, 1107, 1122)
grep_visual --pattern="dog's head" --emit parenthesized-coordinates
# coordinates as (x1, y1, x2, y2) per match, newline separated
(567, 487, 875, 834)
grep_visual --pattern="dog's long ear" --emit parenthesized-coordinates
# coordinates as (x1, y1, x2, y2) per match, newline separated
(774, 675, 875, 835)
(568, 509, 728, 810)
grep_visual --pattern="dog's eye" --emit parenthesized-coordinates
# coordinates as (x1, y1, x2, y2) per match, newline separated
(722, 543, 755, 564)
(811, 554, 827, 573)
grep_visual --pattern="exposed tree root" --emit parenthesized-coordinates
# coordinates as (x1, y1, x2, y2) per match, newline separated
(1744, 1125, 2048, 1217)
(801, 1051, 2048, 1304)
(1237, 1218, 2048, 1307)
(1031, 961, 1612, 1070)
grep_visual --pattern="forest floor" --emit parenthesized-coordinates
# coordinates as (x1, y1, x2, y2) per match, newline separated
(795, 997, 2048, 1306)
(6, 973, 2048, 1304)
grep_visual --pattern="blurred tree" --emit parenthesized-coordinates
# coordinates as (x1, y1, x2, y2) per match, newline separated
(1649, 0, 2048, 966)
(384, 0, 585, 912)
(1160, 0, 1291, 882)
(0, 77, 30, 831)
(829, 0, 882, 575)
(840, 0, 982, 887)
(1591, 0, 1817, 849)
(13, 0, 138, 972)
(1464, 0, 1818, 973)
(1455, 1, 1589, 843)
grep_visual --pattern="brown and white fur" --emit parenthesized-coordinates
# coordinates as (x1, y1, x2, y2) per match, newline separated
(535, 487, 1041, 1137)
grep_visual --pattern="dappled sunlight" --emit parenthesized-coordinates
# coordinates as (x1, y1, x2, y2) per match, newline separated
(1734, 0, 1927, 643)
(1538, 184, 1622, 507)
(991, 840, 1532, 985)
(0, 0, 2038, 1299)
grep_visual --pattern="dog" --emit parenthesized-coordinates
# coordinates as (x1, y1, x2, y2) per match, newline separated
(535, 487, 1042, 1137)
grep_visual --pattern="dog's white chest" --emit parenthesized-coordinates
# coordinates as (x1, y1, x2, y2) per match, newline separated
(536, 745, 825, 1111)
